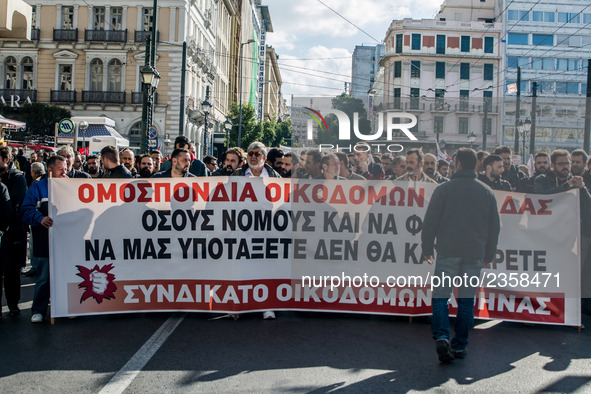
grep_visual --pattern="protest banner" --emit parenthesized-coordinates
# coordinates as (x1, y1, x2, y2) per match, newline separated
(48, 178, 581, 326)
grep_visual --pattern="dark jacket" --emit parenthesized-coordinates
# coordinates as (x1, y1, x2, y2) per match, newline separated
(516, 174, 541, 194)
(478, 173, 512, 191)
(234, 163, 281, 177)
(212, 167, 235, 176)
(429, 171, 449, 184)
(67, 168, 91, 179)
(422, 169, 500, 262)
(501, 165, 526, 189)
(21, 176, 49, 258)
(356, 162, 385, 180)
(0, 182, 11, 237)
(101, 164, 133, 179)
(534, 170, 591, 236)
(0, 163, 27, 237)
(151, 169, 196, 178)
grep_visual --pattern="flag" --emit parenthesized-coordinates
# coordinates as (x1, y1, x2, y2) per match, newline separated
(436, 141, 453, 163)
(526, 154, 534, 175)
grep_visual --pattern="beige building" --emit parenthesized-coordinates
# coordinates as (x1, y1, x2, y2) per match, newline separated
(0, 0, 32, 40)
(262, 45, 281, 121)
(0, 0, 246, 156)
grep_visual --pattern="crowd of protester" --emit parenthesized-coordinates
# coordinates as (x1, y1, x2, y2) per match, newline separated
(1, 136, 591, 324)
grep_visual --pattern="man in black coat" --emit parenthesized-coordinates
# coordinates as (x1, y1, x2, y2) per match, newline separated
(100, 146, 133, 179)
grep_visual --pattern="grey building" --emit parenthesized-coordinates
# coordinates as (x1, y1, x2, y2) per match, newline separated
(351, 44, 385, 103)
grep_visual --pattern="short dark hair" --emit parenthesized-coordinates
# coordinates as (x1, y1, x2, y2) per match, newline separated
(437, 159, 449, 169)
(406, 148, 424, 163)
(139, 154, 153, 164)
(174, 135, 190, 149)
(455, 148, 477, 170)
(86, 154, 99, 162)
(476, 150, 488, 161)
(224, 147, 246, 164)
(306, 149, 322, 164)
(203, 155, 217, 165)
(550, 149, 570, 164)
(150, 150, 162, 156)
(381, 153, 393, 162)
(494, 146, 511, 155)
(267, 148, 284, 164)
(0, 146, 10, 160)
(47, 155, 66, 169)
(334, 152, 349, 167)
(320, 154, 338, 167)
(392, 155, 406, 168)
(483, 154, 503, 169)
(100, 146, 119, 164)
(171, 148, 190, 159)
(571, 148, 589, 163)
(534, 152, 549, 161)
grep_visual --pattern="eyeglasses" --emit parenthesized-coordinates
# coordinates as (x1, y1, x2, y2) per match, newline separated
(248, 151, 262, 158)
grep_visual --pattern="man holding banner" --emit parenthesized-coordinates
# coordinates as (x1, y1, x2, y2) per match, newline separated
(422, 148, 500, 363)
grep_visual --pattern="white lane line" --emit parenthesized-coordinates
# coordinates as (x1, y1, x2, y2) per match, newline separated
(21, 283, 36, 288)
(98, 313, 186, 394)
(2, 300, 33, 313)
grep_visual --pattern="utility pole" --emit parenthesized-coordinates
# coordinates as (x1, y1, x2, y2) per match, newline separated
(584, 59, 591, 152)
(530, 82, 537, 156)
(179, 41, 186, 136)
(514, 67, 521, 154)
(482, 95, 489, 150)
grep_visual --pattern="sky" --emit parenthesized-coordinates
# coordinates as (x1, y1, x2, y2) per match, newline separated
(265, 0, 443, 104)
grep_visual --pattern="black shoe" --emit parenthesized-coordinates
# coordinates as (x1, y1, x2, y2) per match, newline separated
(436, 339, 455, 363)
(451, 349, 466, 359)
(8, 308, 21, 316)
(23, 267, 36, 277)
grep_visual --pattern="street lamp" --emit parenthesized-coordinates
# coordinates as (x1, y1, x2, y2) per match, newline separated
(517, 118, 531, 162)
(238, 38, 255, 148)
(140, 63, 161, 153)
(224, 119, 232, 149)
(78, 121, 88, 154)
(201, 98, 213, 156)
(467, 131, 476, 148)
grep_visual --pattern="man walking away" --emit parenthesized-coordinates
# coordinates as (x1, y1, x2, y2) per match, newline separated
(422, 148, 500, 363)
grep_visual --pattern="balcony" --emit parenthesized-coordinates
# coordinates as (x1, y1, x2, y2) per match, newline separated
(134, 30, 159, 43)
(53, 28, 78, 42)
(131, 91, 158, 105)
(30, 28, 40, 41)
(81, 91, 126, 104)
(50, 90, 76, 104)
(85, 29, 127, 43)
(0, 89, 36, 103)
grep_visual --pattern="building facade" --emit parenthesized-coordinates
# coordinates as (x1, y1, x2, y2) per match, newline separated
(351, 44, 384, 105)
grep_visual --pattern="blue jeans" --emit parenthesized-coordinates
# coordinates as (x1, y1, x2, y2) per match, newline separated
(431, 255, 483, 351)
(32, 257, 50, 316)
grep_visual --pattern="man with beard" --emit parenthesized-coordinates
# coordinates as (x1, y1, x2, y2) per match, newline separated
(137, 155, 155, 178)
(571, 149, 591, 193)
(57, 146, 91, 179)
(212, 148, 245, 176)
(73, 152, 83, 171)
(477, 154, 511, 191)
(381, 153, 394, 178)
(302, 149, 323, 178)
(493, 146, 525, 190)
(234, 142, 280, 178)
(267, 148, 285, 176)
(100, 146, 132, 178)
(475, 151, 490, 173)
(424, 153, 448, 183)
(315, 154, 345, 180)
(161, 136, 207, 177)
(395, 148, 436, 183)
(438, 160, 450, 178)
(335, 152, 365, 180)
(516, 152, 550, 193)
(353, 145, 384, 180)
(388, 155, 407, 180)
(151, 150, 163, 173)
(282, 152, 297, 178)
(85, 155, 103, 178)
(121, 149, 137, 177)
(152, 149, 195, 178)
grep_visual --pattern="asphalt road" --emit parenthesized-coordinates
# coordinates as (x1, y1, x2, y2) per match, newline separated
(1, 274, 590, 393)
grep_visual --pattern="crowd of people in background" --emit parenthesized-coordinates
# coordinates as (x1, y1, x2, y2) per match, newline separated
(1, 136, 591, 324)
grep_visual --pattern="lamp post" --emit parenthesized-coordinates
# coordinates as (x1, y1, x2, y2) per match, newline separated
(238, 38, 255, 148)
(467, 131, 476, 148)
(224, 119, 232, 150)
(201, 98, 213, 156)
(140, 62, 161, 153)
(517, 117, 531, 163)
(79, 121, 88, 154)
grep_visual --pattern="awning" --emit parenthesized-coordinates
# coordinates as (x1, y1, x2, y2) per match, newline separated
(0, 115, 26, 129)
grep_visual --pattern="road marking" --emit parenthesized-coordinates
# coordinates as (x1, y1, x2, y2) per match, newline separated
(21, 283, 36, 288)
(2, 300, 33, 313)
(98, 313, 186, 394)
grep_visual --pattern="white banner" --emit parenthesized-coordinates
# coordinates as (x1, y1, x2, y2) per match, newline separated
(48, 178, 581, 326)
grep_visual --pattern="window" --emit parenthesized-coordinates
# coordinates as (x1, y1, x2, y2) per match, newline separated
(434, 116, 443, 135)
(483, 64, 493, 81)
(460, 63, 469, 79)
(62, 6, 74, 29)
(484, 37, 494, 53)
(507, 57, 518, 68)
(542, 58, 554, 70)
(461, 36, 470, 52)
(540, 81, 554, 93)
(585, 13, 591, 24)
(567, 83, 579, 94)
(59, 64, 73, 90)
(518, 57, 529, 68)
(4, 57, 17, 89)
(394, 61, 401, 78)
(22, 57, 34, 89)
(568, 59, 579, 71)
(532, 34, 553, 46)
(410, 61, 420, 78)
(410, 88, 420, 109)
(519, 11, 530, 21)
(435, 89, 445, 109)
(544, 12, 555, 22)
(559, 12, 580, 23)
(483, 91, 493, 112)
(393, 87, 401, 109)
(459, 117, 469, 134)
(533, 11, 543, 22)
(582, 83, 588, 94)
(556, 82, 567, 94)
(557, 59, 567, 70)
(508, 33, 528, 45)
(31, 6, 36, 29)
(436, 62, 445, 79)
(143, 8, 154, 31)
(460, 90, 469, 111)
(412, 34, 421, 50)
(395, 34, 403, 53)
(531, 58, 542, 69)
(436, 35, 445, 54)
(90, 59, 103, 91)
(520, 81, 529, 93)
(508, 10, 519, 21)
(108, 59, 122, 91)
(111, 7, 123, 30)
(94, 7, 105, 30)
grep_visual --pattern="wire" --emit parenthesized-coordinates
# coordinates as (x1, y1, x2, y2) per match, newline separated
(314, 0, 381, 43)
